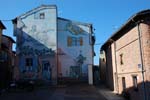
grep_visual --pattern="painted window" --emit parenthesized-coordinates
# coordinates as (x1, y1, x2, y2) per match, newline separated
(39, 13, 45, 19)
(70, 66, 80, 78)
(132, 75, 138, 91)
(25, 58, 33, 71)
(34, 12, 45, 19)
(67, 36, 83, 46)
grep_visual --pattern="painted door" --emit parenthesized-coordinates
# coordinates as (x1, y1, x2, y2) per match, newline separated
(42, 61, 51, 80)
(70, 66, 80, 78)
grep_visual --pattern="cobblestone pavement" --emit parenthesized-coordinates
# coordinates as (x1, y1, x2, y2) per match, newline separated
(0, 84, 106, 100)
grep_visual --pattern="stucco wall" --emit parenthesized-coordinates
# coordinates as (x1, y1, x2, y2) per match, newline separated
(57, 19, 93, 78)
(15, 6, 57, 82)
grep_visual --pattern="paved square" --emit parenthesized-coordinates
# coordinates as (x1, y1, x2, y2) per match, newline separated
(0, 84, 106, 100)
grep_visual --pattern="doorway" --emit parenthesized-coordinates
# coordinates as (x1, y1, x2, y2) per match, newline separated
(42, 61, 51, 80)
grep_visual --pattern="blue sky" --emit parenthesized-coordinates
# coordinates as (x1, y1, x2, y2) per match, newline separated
(0, 0, 149, 65)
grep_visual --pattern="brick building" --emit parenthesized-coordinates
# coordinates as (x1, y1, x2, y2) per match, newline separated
(0, 21, 15, 89)
(0, 21, 6, 49)
(100, 9, 150, 100)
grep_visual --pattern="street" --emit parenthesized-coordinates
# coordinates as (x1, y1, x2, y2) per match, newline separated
(0, 84, 106, 100)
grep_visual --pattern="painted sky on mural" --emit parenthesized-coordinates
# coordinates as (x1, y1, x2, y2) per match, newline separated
(0, 0, 149, 65)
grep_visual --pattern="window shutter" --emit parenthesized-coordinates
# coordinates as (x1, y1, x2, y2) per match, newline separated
(80, 37, 83, 46)
(67, 36, 72, 46)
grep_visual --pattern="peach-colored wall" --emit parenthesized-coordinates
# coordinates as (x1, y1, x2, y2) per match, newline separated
(111, 22, 150, 100)
(140, 22, 150, 100)
(101, 12, 150, 99)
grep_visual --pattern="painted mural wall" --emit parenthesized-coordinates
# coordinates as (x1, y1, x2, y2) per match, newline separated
(14, 5, 57, 82)
(14, 5, 94, 83)
(57, 18, 93, 79)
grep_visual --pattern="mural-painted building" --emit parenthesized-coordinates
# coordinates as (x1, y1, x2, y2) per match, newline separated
(12, 5, 95, 84)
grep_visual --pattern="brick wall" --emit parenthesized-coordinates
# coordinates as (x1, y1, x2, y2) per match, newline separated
(140, 22, 150, 100)
(112, 21, 150, 100)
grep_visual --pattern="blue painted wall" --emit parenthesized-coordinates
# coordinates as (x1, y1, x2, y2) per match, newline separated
(14, 5, 94, 81)
(14, 5, 57, 80)
(57, 18, 93, 79)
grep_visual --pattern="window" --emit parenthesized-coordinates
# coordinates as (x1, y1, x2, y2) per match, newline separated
(132, 75, 138, 91)
(72, 37, 77, 46)
(40, 13, 45, 19)
(25, 58, 33, 71)
(0, 51, 8, 62)
(120, 53, 123, 65)
(43, 62, 50, 71)
(67, 36, 83, 47)
(34, 12, 45, 19)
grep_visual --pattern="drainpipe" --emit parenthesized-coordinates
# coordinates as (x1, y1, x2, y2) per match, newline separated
(137, 21, 147, 100)
(134, 20, 147, 100)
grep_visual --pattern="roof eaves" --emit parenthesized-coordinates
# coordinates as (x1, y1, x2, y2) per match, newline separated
(17, 5, 57, 19)
(58, 17, 92, 26)
(101, 9, 150, 50)
(0, 20, 6, 29)
(2, 35, 15, 43)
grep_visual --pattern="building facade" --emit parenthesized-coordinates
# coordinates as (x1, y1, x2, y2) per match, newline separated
(0, 21, 6, 89)
(0, 21, 15, 89)
(100, 10, 150, 100)
(13, 5, 95, 84)
(0, 21, 6, 49)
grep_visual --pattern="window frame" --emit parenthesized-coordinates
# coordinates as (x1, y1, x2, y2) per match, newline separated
(39, 13, 45, 19)
(67, 36, 83, 47)
(34, 12, 45, 19)
(120, 53, 124, 65)
(25, 58, 33, 71)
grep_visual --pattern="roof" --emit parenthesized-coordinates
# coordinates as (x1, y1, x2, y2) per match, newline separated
(0, 20, 6, 29)
(2, 35, 15, 43)
(101, 9, 150, 50)
(16, 5, 57, 19)
(12, 5, 94, 33)
(12, 5, 93, 27)
(58, 17, 92, 27)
